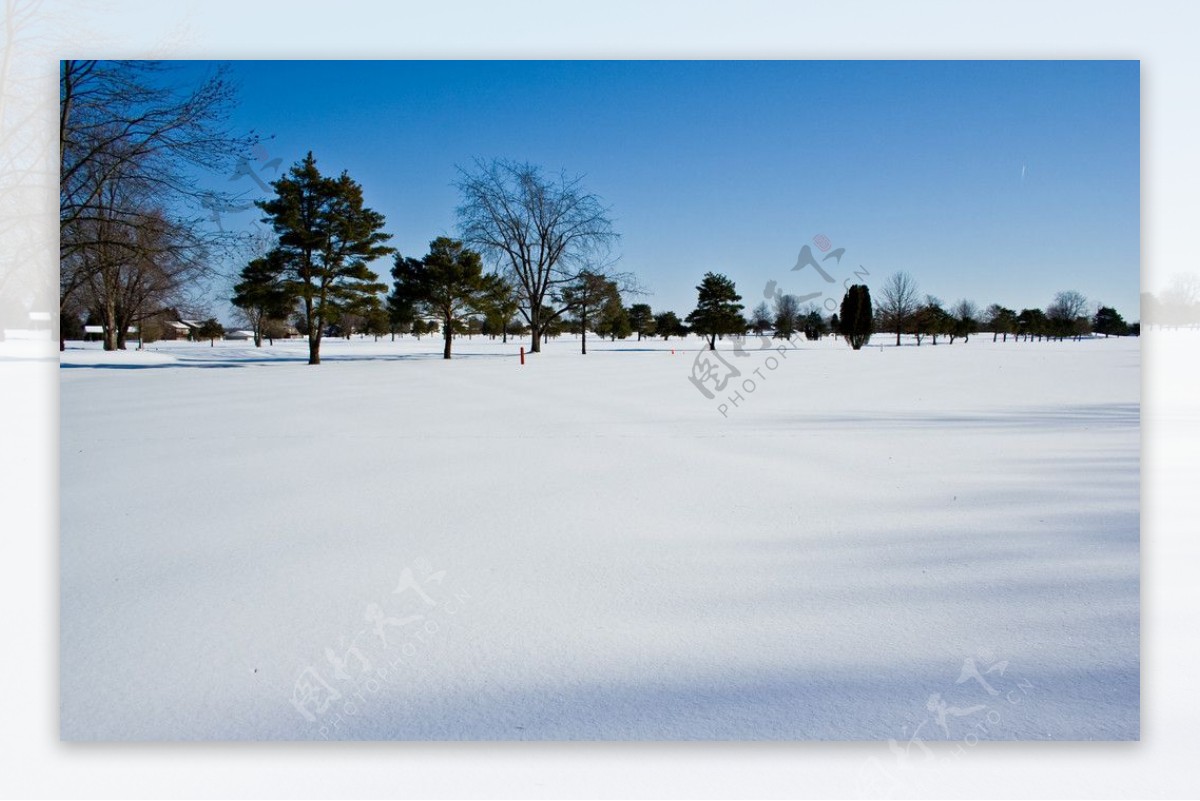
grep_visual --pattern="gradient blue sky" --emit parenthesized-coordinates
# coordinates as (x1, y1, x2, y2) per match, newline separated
(189, 60, 1140, 321)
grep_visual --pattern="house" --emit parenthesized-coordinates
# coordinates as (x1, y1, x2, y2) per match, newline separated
(136, 310, 196, 342)
(164, 321, 192, 340)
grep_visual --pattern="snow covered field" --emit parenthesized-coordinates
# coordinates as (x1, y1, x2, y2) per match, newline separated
(59, 333, 1139, 740)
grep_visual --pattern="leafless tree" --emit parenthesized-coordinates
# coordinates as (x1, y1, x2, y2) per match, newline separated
(456, 159, 620, 353)
(1046, 290, 1088, 339)
(950, 298, 978, 343)
(773, 293, 801, 338)
(59, 60, 258, 348)
(878, 271, 920, 346)
(80, 203, 207, 350)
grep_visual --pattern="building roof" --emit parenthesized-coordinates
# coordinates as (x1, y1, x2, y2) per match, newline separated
(83, 325, 137, 333)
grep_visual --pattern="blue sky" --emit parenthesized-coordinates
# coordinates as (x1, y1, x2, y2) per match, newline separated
(189, 60, 1140, 321)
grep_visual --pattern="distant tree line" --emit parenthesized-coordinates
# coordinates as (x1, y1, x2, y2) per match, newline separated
(658, 270, 1136, 352)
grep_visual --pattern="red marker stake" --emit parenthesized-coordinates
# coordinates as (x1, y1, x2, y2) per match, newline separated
(520, 346, 525, 365)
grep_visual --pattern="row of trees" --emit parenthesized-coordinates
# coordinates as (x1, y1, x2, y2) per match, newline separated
(659, 271, 1131, 352)
(232, 211, 1135, 359)
(229, 156, 639, 364)
(637, 265, 1129, 356)
(874, 272, 1133, 344)
(683, 272, 874, 350)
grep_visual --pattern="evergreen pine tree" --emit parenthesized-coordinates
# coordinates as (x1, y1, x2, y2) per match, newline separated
(1093, 305, 1128, 337)
(257, 152, 393, 365)
(561, 271, 615, 355)
(595, 291, 632, 341)
(627, 303, 655, 340)
(232, 248, 294, 347)
(686, 272, 744, 350)
(654, 311, 683, 340)
(391, 237, 493, 359)
(197, 317, 224, 346)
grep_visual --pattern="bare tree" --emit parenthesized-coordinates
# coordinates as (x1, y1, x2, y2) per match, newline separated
(984, 303, 1018, 342)
(773, 293, 801, 339)
(749, 301, 772, 336)
(80, 204, 207, 350)
(59, 60, 258, 349)
(1046, 290, 1088, 340)
(950, 299, 978, 343)
(879, 271, 920, 346)
(456, 159, 620, 353)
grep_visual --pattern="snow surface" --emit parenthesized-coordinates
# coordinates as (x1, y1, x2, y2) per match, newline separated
(59, 333, 1139, 740)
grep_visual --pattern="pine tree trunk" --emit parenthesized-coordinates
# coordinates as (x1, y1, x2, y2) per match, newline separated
(307, 299, 321, 364)
(443, 318, 453, 359)
(708, 333, 716, 351)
